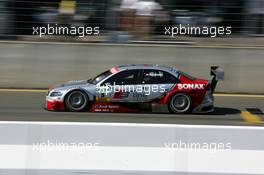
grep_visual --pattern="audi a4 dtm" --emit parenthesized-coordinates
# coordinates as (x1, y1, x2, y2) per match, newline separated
(45, 64, 224, 114)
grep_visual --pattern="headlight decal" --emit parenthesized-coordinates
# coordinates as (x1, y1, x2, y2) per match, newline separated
(50, 92, 63, 97)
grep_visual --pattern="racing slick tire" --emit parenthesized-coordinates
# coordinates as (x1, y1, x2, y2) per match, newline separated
(65, 90, 89, 112)
(168, 93, 192, 114)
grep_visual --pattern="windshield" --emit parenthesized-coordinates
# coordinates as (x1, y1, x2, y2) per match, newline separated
(89, 70, 112, 84)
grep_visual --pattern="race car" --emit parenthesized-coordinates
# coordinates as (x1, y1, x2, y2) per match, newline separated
(45, 64, 224, 113)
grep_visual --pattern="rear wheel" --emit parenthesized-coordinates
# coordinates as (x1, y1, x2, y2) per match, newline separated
(65, 90, 89, 112)
(169, 93, 192, 114)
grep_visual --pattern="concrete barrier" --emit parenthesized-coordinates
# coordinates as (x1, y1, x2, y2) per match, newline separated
(0, 42, 264, 93)
(0, 121, 263, 175)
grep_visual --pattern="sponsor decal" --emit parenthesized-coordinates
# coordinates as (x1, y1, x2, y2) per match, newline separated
(95, 97, 111, 102)
(133, 92, 148, 98)
(110, 67, 120, 74)
(144, 72, 163, 77)
(113, 91, 130, 99)
(94, 104, 119, 112)
(96, 104, 119, 109)
(177, 84, 205, 90)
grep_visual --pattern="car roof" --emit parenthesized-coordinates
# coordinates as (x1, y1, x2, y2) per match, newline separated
(111, 64, 179, 75)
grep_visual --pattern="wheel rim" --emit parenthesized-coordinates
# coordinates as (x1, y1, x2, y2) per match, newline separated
(170, 94, 191, 113)
(67, 91, 87, 111)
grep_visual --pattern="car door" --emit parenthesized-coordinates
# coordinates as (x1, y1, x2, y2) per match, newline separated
(138, 69, 180, 102)
(97, 69, 141, 102)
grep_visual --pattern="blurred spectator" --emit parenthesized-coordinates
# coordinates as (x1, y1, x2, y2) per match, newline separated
(120, 0, 137, 33)
(106, 0, 120, 31)
(11, 0, 60, 35)
(152, 7, 170, 35)
(73, 0, 107, 29)
(132, 0, 162, 39)
(1, 0, 262, 39)
(35, 6, 58, 26)
(59, 0, 76, 25)
(72, 0, 96, 28)
(246, 0, 264, 35)
(220, 0, 244, 33)
(13, 0, 39, 35)
(0, 0, 7, 35)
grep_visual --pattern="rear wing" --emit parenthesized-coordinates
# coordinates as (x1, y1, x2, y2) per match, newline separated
(210, 66, 224, 93)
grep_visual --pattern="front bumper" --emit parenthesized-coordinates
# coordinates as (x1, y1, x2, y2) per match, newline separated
(45, 97, 65, 111)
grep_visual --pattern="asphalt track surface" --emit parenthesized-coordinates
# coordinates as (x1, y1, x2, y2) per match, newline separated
(0, 90, 264, 126)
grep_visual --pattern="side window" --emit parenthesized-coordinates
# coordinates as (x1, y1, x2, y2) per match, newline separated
(142, 69, 180, 84)
(165, 72, 181, 84)
(103, 70, 140, 85)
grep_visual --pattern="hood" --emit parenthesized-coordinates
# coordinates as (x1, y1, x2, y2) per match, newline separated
(54, 80, 88, 88)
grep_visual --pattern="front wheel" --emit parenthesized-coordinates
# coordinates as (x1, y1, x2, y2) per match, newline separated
(168, 93, 192, 114)
(65, 90, 89, 112)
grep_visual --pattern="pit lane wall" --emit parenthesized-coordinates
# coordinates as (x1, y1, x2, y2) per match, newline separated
(0, 41, 264, 93)
(0, 121, 264, 175)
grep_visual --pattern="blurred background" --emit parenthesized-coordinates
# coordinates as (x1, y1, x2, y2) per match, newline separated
(0, 0, 263, 44)
(0, 0, 264, 94)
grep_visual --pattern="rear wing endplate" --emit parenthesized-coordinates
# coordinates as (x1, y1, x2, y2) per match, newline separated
(210, 66, 224, 93)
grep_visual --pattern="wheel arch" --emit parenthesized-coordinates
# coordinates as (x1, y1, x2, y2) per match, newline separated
(164, 90, 192, 104)
(168, 91, 192, 104)
(63, 88, 94, 103)
(167, 91, 193, 113)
